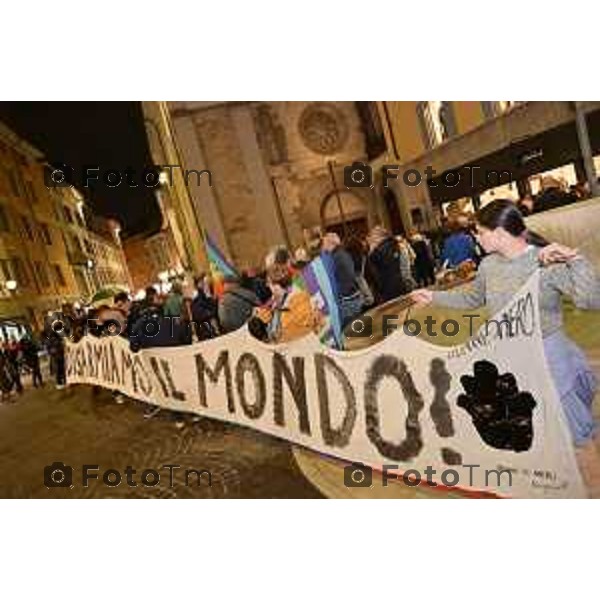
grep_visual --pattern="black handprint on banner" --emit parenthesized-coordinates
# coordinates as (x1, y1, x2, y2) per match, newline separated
(457, 360, 537, 452)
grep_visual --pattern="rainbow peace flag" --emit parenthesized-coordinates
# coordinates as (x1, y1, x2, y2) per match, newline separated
(205, 233, 238, 297)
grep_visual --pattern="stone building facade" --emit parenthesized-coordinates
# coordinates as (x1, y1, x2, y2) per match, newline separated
(144, 101, 600, 272)
(122, 190, 185, 293)
(152, 101, 389, 270)
(373, 101, 600, 229)
(0, 120, 130, 335)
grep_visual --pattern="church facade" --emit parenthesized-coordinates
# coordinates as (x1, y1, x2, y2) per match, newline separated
(145, 101, 391, 270)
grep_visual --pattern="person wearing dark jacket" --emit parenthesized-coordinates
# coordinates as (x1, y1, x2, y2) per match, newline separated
(44, 325, 66, 389)
(3, 340, 23, 394)
(0, 350, 13, 400)
(366, 226, 413, 304)
(129, 305, 192, 352)
(191, 276, 219, 340)
(218, 274, 261, 334)
(536, 185, 576, 212)
(321, 232, 363, 326)
(410, 231, 436, 287)
(21, 336, 43, 387)
(241, 269, 272, 304)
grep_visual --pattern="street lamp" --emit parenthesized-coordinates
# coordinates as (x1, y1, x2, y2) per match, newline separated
(86, 259, 95, 270)
(159, 170, 170, 185)
(5, 280, 17, 292)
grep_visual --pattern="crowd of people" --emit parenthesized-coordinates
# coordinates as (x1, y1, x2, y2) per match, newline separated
(1, 215, 485, 402)
(516, 177, 593, 217)
(0, 337, 42, 401)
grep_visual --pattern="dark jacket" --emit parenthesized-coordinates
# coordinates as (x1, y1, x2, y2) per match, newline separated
(21, 338, 40, 365)
(191, 291, 218, 340)
(330, 247, 359, 299)
(366, 237, 412, 303)
(412, 239, 434, 268)
(218, 286, 261, 334)
(536, 187, 576, 212)
(44, 329, 65, 357)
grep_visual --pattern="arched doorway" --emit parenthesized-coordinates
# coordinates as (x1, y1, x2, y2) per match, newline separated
(320, 190, 369, 241)
(383, 187, 405, 235)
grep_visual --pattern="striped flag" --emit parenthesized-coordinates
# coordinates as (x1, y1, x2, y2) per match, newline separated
(300, 253, 344, 349)
(205, 233, 238, 297)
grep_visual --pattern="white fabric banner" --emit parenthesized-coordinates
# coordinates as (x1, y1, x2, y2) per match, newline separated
(526, 197, 600, 268)
(65, 272, 586, 498)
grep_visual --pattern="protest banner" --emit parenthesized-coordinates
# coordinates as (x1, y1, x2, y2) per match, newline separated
(65, 272, 586, 498)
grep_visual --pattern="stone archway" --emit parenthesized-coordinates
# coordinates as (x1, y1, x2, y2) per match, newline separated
(320, 190, 370, 241)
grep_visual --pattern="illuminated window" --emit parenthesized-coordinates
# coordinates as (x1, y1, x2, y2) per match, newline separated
(20, 216, 34, 241)
(0, 259, 12, 280)
(481, 101, 519, 119)
(0, 205, 10, 232)
(355, 101, 387, 160)
(10, 257, 30, 287)
(498, 101, 518, 113)
(417, 101, 457, 149)
(34, 261, 50, 288)
(63, 205, 74, 224)
(73, 267, 89, 295)
(6, 170, 20, 197)
(480, 181, 520, 206)
(25, 180, 37, 203)
(72, 234, 84, 253)
(529, 164, 577, 195)
(53, 264, 66, 287)
(40, 223, 52, 245)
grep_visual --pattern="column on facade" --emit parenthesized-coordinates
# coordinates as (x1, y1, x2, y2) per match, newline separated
(230, 105, 288, 250)
(172, 114, 232, 261)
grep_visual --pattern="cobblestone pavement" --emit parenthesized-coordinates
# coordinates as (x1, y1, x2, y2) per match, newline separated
(0, 383, 323, 499)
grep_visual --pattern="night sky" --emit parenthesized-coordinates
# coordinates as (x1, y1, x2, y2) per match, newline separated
(0, 101, 161, 237)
